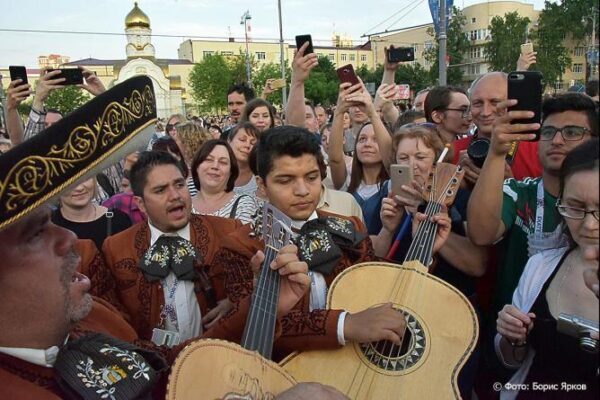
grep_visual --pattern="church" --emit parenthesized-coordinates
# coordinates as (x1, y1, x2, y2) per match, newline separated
(63, 2, 192, 118)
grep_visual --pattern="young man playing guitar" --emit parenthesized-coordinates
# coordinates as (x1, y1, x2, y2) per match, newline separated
(218, 126, 452, 360)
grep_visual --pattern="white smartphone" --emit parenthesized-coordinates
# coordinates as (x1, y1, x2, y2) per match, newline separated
(390, 164, 413, 195)
(520, 43, 533, 55)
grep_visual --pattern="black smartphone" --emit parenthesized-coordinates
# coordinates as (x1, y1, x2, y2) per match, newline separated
(387, 47, 415, 63)
(295, 34, 314, 55)
(336, 64, 360, 86)
(48, 68, 84, 85)
(9, 66, 28, 84)
(507, 71, 543, 141)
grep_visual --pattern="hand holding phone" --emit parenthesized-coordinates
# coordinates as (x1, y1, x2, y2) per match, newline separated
(387, 47, 415, 63)
(390, 164, 413, 195)
(47, 68, 84, 85)
(9, 66, 28, 84)
(507, 71, 543, 141)
(520, 43, 533, 56)
(336, 64, 360, 86)
(270, 78, 286, 90)
(295, 34, 314, 55)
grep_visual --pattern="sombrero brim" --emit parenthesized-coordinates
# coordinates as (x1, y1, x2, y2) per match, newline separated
(0, 75, 157, 230)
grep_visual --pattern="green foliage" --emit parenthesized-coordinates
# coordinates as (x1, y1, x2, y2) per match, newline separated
(17, 100, 32, 117)
(395, 63, 432, 92)
(45, 86, 90, 116)
(252, 61, 292, 106)
(356, 64, 383, 85)
(304, 56, 340, 106)
(531, 1, 572, 89)
(188, 54, 232, 113)
(485, 12, 531, 72)
(424, 6, 470, 85)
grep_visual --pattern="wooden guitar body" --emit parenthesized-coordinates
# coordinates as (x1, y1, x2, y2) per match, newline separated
(167, 339, 296, 400)
(282, 261, 479, 400)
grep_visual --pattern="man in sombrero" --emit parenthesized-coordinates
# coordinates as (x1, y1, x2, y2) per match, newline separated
(0, 76, 313, 399)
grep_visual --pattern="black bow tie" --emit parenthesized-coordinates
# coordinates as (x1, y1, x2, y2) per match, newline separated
(296, 217, 365, 276)
(139, 236, 198, 282)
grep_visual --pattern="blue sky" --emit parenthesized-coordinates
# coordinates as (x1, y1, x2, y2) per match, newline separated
(0, 0, 549, 67)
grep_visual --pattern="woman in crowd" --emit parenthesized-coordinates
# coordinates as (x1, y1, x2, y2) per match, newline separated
(329, 81, 389, 234)
(239, 98, 276, 133)
(52, 178, 132, 249)
(495, 139, 598, 399)
(190, 139, 257, 224)
(228, 122, 260, 196)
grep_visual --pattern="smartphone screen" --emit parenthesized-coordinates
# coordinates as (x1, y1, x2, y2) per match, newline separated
(336, 64, 360, 86)
(520, 43, 533, 55)
(387, 47, 415, 63)
(508, 71, 543, 141)
(295, 34, 314, 55)
(390, 164, 413, 195)
(48, 68, 83, 85)
(9, 66, 28, 84)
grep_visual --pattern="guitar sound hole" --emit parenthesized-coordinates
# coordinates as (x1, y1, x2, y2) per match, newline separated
(359, 311, 426, 372)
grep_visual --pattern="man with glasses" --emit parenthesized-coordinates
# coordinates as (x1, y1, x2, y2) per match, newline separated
(423, 86, 473, 145)
(467, 93, 598, 318)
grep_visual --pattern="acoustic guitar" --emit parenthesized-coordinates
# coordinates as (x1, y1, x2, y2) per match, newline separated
(166, 204, 297, 400)
(282, 163, 479, 399)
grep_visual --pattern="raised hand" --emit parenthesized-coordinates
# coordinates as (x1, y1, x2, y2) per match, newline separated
(32, 69, 65, 110)
(517, 51, 537, 71)
(5, 79, 32, 111)
(490, 100, 539, 157)
(292, 42, 318, 84)
(78, 67, 106, 96)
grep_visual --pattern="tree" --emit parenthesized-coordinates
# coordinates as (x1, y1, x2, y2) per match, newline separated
(304, 56, 340, 106)
(485, 12, 531, 72)
(395, 63, 432, 92)
(252, 61, 291, 106)
(424, 6, 470, 85)
(531, 2, 572, 89)
(188, 54, 232, 114)
(45, 86, 90, 116)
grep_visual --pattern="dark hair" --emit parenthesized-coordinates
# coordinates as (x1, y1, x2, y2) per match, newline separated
(209, 124, 223, 134)
(347, 123, 390, 194)
(585, 80, 598, 98)
(227, 83, 255, 102)
(304, 100, 316, 118)
(423, 86, 467, 123)
(190, 139, 238, 193)
(229, 121, 260, 141)
(393, 110, 426, 132)
(542, 93, 598, 137)
(130, 151, 187, 198)
(256, 125, 326, 181)
(46, 108, 63, 116)
(558, 138, 599, 247)
(239, 98, 276, 130)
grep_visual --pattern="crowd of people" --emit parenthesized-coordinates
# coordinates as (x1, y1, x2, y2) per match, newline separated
(0, 41, 598, 400)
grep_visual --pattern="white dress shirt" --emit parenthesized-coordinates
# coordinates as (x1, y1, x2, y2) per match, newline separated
(148, 221, 202, 342)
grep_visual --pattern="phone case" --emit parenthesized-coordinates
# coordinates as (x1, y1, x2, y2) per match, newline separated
(336, 64, 360, 86)
(508, 71, 543, 141)
(9, 66, 28, 84)
(295, 35, 313, 54)
(390, 164, 413, 194)
(520, 43, 533, 55)
(270, 79, 286, 89)
(48, 68, 83, 85)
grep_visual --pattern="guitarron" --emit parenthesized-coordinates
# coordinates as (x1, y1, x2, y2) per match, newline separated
(167, 204, 297, 400)
(282, 163, 479, 399)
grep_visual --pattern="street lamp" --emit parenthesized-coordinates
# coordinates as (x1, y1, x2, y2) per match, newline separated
(277, 0, 287, 105)
(582, 9, 599, 81)
(240, 10, 252, 85)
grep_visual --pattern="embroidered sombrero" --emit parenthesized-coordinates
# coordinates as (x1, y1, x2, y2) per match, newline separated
(0, 75, 157, 230)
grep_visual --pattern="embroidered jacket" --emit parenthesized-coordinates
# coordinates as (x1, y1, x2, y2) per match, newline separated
(81, 214, 248, 341)
(213, 209, 376, 361)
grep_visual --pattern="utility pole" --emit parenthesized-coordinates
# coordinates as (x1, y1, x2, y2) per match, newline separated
(277, 0, 287, 105)
(439, 0, 447, 85)
(240, 10, 252, 85)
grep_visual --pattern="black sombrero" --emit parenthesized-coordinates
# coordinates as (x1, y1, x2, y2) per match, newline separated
(0, 75, 157, 230)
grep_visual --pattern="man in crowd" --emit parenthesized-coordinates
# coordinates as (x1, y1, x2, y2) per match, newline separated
(413, 88, 430, 112)
(221, 82, 256, 140)
(315, 104, 329, 130)
(424, 86, 472, 145)
(454, 72, 543, 184)
(468, 92, 598, 317)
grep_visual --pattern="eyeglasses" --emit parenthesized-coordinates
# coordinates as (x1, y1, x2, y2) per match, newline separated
(556, 200, 600, 221)
(442, 108, 472, 119)
(166, 123, 179, 132)
(540, 125, 591, 141)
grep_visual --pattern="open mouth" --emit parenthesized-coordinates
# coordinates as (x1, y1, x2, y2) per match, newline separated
(167, 204, 186, 218)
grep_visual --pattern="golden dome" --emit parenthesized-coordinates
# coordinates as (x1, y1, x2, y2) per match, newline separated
(125, 2, 150, 29)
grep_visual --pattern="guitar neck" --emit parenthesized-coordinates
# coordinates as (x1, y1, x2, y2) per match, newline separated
(404, 201, 443, 267)
(241, 248, 280, 359)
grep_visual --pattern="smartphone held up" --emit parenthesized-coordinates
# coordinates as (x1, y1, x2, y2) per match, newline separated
(47, 68, 84, 85)
(9, 66, 28, 84)
(336, 64, 360, 86)
(507, 71, 543, 141)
